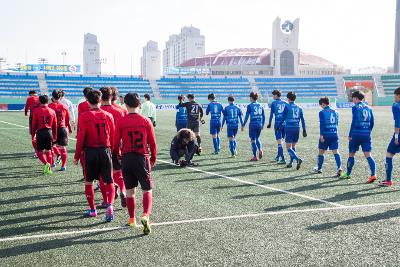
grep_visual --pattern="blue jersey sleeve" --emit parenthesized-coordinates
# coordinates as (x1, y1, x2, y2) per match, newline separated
(349, 106, 356, 137)
(370, 109, 374, 131)
(300, 108, 306, 130)
(262, 107, 266, 127)
(206, 104, 210, 115)
(238, 109, 244, 128)
(319, 111, 324, 135)
(243, 105, 251, 126)
(268, 102, 274, 125)
(393, 105, 400, 128)
(221, 109, 227, 128)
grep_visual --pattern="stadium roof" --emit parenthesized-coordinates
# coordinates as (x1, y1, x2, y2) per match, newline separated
(179, 48, 338, 67)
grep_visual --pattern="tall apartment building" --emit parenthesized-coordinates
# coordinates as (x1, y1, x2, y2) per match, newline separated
(141, 41, 161, 79)
(83, 33, 101, 75)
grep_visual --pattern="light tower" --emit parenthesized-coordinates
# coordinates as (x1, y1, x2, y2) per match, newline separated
(394, 0, 400, 72)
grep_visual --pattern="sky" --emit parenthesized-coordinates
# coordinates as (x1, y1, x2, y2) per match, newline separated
(0, 0, 396, 75)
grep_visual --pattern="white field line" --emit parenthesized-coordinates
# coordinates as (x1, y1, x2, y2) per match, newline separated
(0, 127, 26, 129)
(158, 159, 344, 207)
(1, 201, 400, 243)
(0, 120, 27, 128)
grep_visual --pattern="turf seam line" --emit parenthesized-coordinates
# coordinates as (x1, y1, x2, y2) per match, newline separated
(1, 201, 400, 243)
(157, 159, 345, 207)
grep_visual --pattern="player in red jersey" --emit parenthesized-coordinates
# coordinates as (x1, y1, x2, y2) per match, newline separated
(99, 87, 126, 209)
(74, 89, 116, 221)
(111, 86, 128, 115)
(49, 90, 72, 171)
(113, 93, 157, 235)
(31, 95, 57, 174)
(25, 90, 41, 155)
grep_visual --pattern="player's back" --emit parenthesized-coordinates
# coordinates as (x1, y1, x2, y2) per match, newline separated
(101, 105, 124, 123)
(176, 104, 188, 122)
(247, 102, 264, 125)
(285, 103, 303, 128)
(113, 103, 128, 115)
(49, 102, 69, 128)
(352, 102, 373, 136)
(392, 102, 400, 127)
(80, 108, 114, 147)
(207, 101, 223, 121)
(78, 101, 91, 115)
(224, 104, 241, 128)
(34, 106, 57, 130)
(271, 99, 288, 123)
(184, 101, 202, 122)
(25, 95, 40, 115)
(320, 106, 339, 137)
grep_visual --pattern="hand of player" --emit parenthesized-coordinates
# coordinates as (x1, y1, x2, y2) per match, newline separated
(320, 136, 325, 143)
(267, 124, 271, 129)
(302, 130, 307, 138)
(150, 157, 156, 167)
(73, 159, 79, 165)
(25, 113, 28, 117)
(396, 138, 399, 145)
(348, 136, 352, 141)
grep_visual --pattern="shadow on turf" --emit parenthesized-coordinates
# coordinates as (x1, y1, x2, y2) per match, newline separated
(0, 152, 36, 161)
(0, 230, 147, 258)
(308, 208, 400, 231)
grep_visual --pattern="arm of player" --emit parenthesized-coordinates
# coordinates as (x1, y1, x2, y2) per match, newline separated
(199, 105, 204, 119)
(239, 110, 244, 128)
(112, 119, 122, 156)
(319, 111, 324, 141)
(147, 121, 157, 167)
(74, 118, 86, 163)
(52, 114, 57, 142)
(370, 110, 374, 131)
(267, 103, 273, 128)
(348, 106, 356, 138)
(261, 107, 266, 128)
(243, 105, 250, 128)
(221, 109, 226, 129)
(206, 104, 210, 116)
(108, 115, 115, 149)
(31, 111, 38, 136)
(66, 109, 72, 134)
(300, 109, 307, 137)
(24, 98, 30, 116)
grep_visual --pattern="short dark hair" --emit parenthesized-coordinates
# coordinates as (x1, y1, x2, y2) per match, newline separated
(394, 87, 400, 95)
(52, 90, 61, 100)
(110, 87, 118, 101)
(86, 90, 102, 105)
(287, 92, 297, 101)
(100, 87, 112, 101)
(351, 91, 365, 100)
(249, 92, 258, 101)
(228, 95, 235, 102)
(208, 93, 215, 100)
(28, 90, 37, 95)
(124, 93, 141, 108)
(83, 87, 92, 97)
(144, 94, 151, 101)
(39, 95, 49, 104)
(178, 95, 185, 102)
(60, 90, 65, 97)
(187, 94, 194, 100)
(272, 90, 281, 97)
(319, 97, 330, 106)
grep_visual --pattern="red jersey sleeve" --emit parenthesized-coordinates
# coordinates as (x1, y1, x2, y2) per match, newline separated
(32, 108, 38, 135)
(65, 107, 72, 132)
(147, 119, 157, 161)
(113, 119, 122, 155)
(51, 110, 57, 141)
(74, 114, 87, 160)
(107, 114, 115, 148)
(25, 97, 31, 115)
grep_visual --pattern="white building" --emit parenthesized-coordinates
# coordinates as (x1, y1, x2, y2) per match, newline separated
(83, 33, 101, 75)
(141, 41, 161, 80)
(163, 26, 205, 72)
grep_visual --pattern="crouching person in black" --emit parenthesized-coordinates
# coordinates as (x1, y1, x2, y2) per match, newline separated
(170, 128, 199, 167)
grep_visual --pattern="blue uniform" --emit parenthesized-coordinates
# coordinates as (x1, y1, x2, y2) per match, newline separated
(387, 102, 400, 155)
(222, 104, 244, 138)
(318, 106, 339, 151)
(280, 102, 306, 144)
(269, 99, 288, 140)
(206, 101, 224, 135)
(348, 102, 374, 153)
(176, 104, 188, 131)
(243, 102, 265, 140)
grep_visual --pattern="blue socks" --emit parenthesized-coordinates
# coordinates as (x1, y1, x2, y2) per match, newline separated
(366, 156, 376, 176)
(386, 157, 393, 182)
(255, 139, 262, 151)
(317, 155, 324, 170)
(216, 137, 221, 151)
(334, 153, 342, 170)
(212, 138, 218, 152)
(229, 140, 235, 155)
(288, 148, 298, 161)
(278, 144, 284, 160)
(251, 142, 257, 158)
(346, 157, 355, 175)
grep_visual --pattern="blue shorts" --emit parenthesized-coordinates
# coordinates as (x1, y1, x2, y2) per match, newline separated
(387, 136, 400, 155)
(349, 136, 372, 153)
(285, 128, 300, 144)
(318, 136, 339, 151)
(176, 121, 187, 132)
(210, 121, 221, 135)
(274, 127, 285, 140)
(227, 127, 238, 138)
(249, 125, 262, 140)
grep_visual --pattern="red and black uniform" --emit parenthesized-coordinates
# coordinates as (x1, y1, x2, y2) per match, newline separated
(113, 113, 157, 190)
(113, 103, 128, 116)
(32, 105, 57, 151)
(77, 101, 92, 177)
(78, 101, 91, 115)
(74, 108, 115, 184)
(49, 102, 72, 146)
(25, 95, 40, 136)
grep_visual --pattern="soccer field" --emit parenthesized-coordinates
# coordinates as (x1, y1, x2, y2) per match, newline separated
(1, 108, 400, 266)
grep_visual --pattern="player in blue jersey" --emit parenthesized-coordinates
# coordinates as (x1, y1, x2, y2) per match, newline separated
(341, 91, 376, 183)
(378, 87, 400, 186)
(176, 95, 188, 131)
(221, 96, 244, 157)
(267, 90, 288, 164)
(242, 92, 265, 161)
(206, 94, 224, 154)
(313, 97, 342, 176)
(277, 92, 307, 170)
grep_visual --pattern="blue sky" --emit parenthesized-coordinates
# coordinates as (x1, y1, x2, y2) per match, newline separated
(0, 0, 396, 74)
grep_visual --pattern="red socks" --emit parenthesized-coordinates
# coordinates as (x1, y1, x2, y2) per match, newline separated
(85, 184, 95, 210)
(45, 151, 54, 165)
(59, 147, 68, 167)
(126, 196, 136, 218)
(53, 146, 60, 158)
(99, 178, 107, 204)
(143, 191, 152, 216)
(113, 170, 125, 193)
(105, 182, 115, 205)
(37, 151, 47, 165)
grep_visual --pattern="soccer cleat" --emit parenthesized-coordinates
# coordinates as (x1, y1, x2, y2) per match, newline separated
(173, 160, 180, 166)
(96, 202, 108, 209)
(94, 182, 100, 191)
(141, 215, 152, 235)
(313, 167, 322, 174)
(84, 209, 97, 217)
(367, 175, 377, 184)
(55, 156, 62, 165)
(296, 158, 303, 170)
(187, 161, 199, 167)
(213, 151, 219, 155)
(59, 166, 66, 172)
(234, 149, 238, 157)
(51, 164, 56, 171)
(128, 217, 137, 228)
(270, 156, 279, 163)
(377, 180, 393, 187)
(196, 147, 202, 156)
(277, 160, 287, 165)
(286, 163, 293, 168)
(120, 193, 127, 208)
(340, 172, 351, 179)
(336, 169, 343, 177)
(44, 163, 53, 175)
(250, 157, 258, 161)
(258, 150, 264, 159)
(105, 205, 114, 222)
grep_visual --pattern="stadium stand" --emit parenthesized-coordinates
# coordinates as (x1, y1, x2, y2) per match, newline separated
(255, 76, 338, 97)
(343, 75, 373, 81)
(157, 76, 252, 98)
(0, 73, 39, 97)
(381, 74, 400, 95)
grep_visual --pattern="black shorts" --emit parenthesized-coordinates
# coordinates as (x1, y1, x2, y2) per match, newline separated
(36, 129, 52, 151)
(121, 152, 153, 190)
(56, 127, 68, 146)
(85, 147, 113, 184)
(187, 121, 200, 133)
